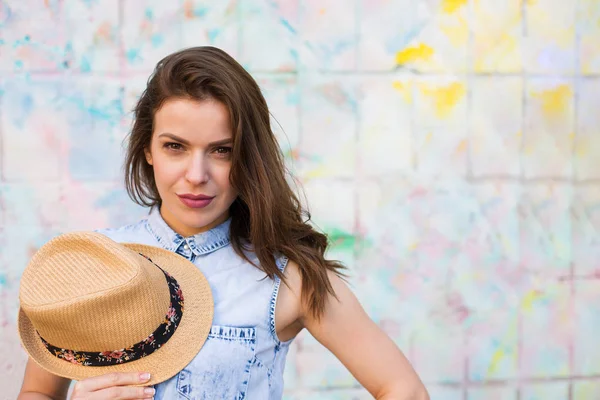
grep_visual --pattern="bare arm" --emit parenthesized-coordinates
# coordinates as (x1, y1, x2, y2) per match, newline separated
(285, 261, 429, 399)
(18, 357, 155, 400)
(18, 359, 71, 400)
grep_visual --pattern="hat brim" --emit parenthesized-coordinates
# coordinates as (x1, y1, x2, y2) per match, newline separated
(18, 243, 213, 386)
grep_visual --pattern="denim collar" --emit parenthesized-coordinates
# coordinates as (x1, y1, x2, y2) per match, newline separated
(145, 207, 231, 256)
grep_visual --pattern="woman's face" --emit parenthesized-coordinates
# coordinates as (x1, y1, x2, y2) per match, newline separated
(145, 97, 238, 236)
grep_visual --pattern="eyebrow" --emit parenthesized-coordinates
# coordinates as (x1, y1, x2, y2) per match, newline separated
(157, 133, 233, 147)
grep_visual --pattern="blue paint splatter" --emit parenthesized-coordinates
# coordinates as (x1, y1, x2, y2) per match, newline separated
(151, 33, 163, 47)
(192, 5, 209, 17)
(207, 29, 220, 43)
(0, 1, 13, 28)
(63, 94, 123, 124)
(63, 42, 74, 69)
(399, 21, 428, 49)
(145, 8, 153, 20)
(80, 56, 91, 72)
(126, 48, 141, 64)
(12, 35, 30, 49)
(21, 94, 33, 114)
(279, 18, 296, 35)
(286, 92, 299, 106)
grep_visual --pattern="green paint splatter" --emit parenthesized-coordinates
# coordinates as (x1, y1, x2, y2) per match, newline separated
(326, 227, 355, 252)
(324, 227, 373, 255)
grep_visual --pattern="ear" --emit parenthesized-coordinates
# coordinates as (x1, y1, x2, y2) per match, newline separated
(144, 148, 153, 165)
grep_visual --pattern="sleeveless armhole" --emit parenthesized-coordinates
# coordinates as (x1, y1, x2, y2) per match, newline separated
(268, 255, 291, 345)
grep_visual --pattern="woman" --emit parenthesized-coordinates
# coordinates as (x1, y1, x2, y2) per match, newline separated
(18, 46, 428, 400)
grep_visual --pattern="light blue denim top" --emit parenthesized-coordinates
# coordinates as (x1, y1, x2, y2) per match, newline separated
(96, 208, 292, 399)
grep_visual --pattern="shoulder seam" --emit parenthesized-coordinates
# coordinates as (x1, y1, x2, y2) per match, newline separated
(268, 255, 290, 344)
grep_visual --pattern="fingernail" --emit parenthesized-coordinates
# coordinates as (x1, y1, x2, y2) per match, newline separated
(140, 372, 151, 381)
(145, 388, 156, 395)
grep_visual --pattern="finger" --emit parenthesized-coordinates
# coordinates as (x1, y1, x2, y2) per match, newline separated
(89, 385, 155, 400)
(74, 372, 151, 392)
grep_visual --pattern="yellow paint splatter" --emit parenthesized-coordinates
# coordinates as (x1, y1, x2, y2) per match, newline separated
(420, 82, 466, 119)
(395, 43, 434, 65)
(500, 236, 513, 253)
(474, 32, 521, 73)
(440, 20, 469, 46)
(392, 81, 412, 103)
(456, 139, 468, 153)
(425, 132, 433, 144)
(576, 138, 589, 156)
(442, 0, 468, 13)
(552, 236, 570, 262)
(485, 312, 520, 377)
(575, 382, 600, 399)
(521, 289, 543, 312)
(488, 348, 506, 374)
(392, 81, 404, 90)
(532, 85, 573, 116)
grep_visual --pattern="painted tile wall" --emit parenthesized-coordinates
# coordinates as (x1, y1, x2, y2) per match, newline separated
(0, 0, 599, 399)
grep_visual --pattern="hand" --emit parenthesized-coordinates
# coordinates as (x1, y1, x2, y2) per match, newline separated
(70, 372, 155, 399)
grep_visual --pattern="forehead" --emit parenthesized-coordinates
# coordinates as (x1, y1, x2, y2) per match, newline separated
(153, 98, 232, 141)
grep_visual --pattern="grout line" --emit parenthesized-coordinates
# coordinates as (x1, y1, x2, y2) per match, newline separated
(0, 73, 4, 184)
(294, 373, 600, 391)
(118, 0, 126, 76)
(1, 69, 600, 78)
(465, 0, 474, 182)
(352, 0, 361, 274)
(236, 0, 242, 59)
(463, 331, 469, 400)
(2, 175, 600, 186)
(520, 0, 528, 182)
(569, 1, 582, 398)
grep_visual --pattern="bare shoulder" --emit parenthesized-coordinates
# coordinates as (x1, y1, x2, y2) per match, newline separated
(273, 259, 304, 342)
(280, 259, 346, 302)
(275, 260, 350, 338)
(281, 258, 303, 296)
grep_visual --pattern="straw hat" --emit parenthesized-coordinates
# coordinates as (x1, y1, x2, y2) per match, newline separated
(18, 231, 213, 385)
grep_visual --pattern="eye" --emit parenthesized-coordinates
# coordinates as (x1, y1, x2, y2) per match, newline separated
(214, 146, 232, 155)
(163, 142, 183, 151)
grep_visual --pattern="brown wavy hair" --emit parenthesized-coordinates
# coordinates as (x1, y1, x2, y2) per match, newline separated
(124, 46, 345, 319)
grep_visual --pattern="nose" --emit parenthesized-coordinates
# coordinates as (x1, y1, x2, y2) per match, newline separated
(185, 152, 209, 185)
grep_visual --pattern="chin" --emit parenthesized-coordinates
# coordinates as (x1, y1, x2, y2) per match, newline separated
(185, 208, 226, 227)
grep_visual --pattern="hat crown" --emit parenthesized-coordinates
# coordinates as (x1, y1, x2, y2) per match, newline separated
(19, 232, 171, 352)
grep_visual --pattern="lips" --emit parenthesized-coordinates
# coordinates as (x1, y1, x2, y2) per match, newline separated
(177, 194, 215, 209)
(178, 194, 214, 200)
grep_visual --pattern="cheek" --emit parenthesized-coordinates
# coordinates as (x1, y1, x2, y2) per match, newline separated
(213, 164, 234, 190)
(152, 157, 185, 188)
